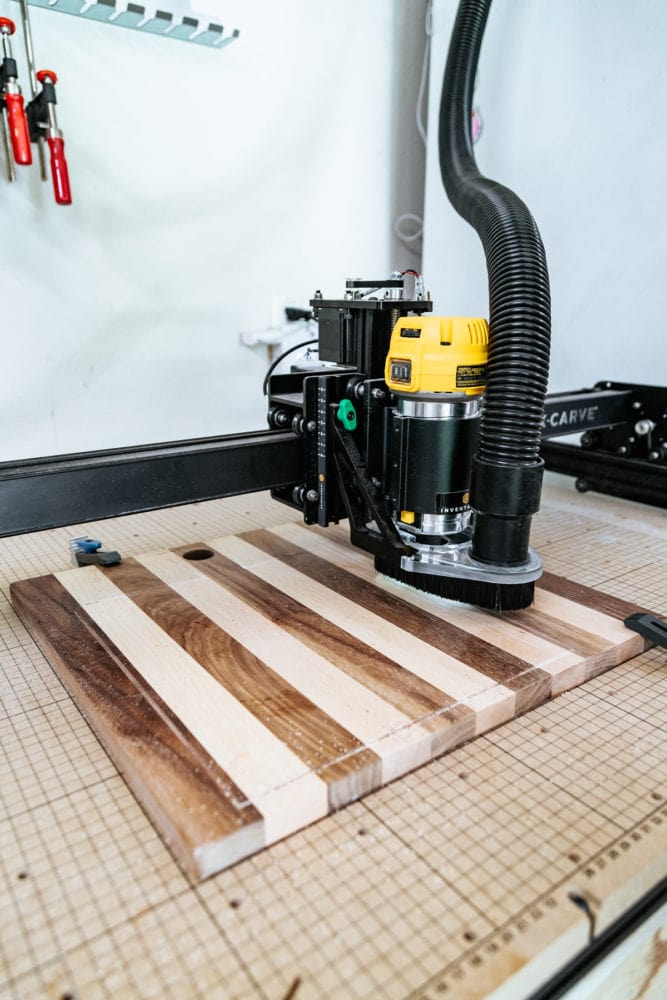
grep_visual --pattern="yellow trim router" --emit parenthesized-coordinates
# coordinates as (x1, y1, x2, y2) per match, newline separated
(385, 316, 488, 395)
(383, 314, 489, 539)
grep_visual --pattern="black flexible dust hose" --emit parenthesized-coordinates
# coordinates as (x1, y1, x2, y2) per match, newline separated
(438, 0, 551, 566)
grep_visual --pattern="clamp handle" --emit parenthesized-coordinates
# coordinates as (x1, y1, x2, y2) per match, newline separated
(46, 134, 71, 204)
(36, 69, 72, 205)
(4, 92, 31, 165)
(0, 17, 32, 166)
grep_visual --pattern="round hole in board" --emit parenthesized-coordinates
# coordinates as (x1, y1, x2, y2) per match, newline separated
(182, 548, 215, 561)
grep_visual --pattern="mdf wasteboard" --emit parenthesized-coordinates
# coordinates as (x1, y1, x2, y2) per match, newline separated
(10, 522, 650, 881)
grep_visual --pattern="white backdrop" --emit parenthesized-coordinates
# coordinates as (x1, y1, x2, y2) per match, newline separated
(423, 0, 667, 394)
(0, 1, 427, 459)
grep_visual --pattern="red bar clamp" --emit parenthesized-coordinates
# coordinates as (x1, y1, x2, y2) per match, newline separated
(33, 70, 72, 205)
(0, 17, 32, 166)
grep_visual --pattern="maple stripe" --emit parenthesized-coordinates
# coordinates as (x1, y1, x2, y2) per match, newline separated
(304, 525, 602, 700)
(10, 575, 265, 879)
(55, 564, 330, 843)
(137, 550, 438, 784)
(242, 527, 536, 686)
(219, 533, 516, 735)
(539, 570, 652, 620)
(532, 588, 643, 647)
(172, 541, 477, 748)
(273, 524, 588, 707)
(105, 558, 383, 808)
(298, 522, 585, 674)
(273, 524, 644, 691)
(12, 517, 652, 882)
(502, 607, 611, 658)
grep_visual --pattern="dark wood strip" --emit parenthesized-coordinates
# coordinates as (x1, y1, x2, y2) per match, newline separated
(104, 559, 381, 806)
(172, 543, 475, 745)
(10, 575, 264, 881)
(323, 525, 651, 631)
(504, 606, 610, 658)
(242, 529, 550, 694)
(538, 571, 652, 621)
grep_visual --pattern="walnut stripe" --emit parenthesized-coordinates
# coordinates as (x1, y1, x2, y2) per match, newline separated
(172, 542, 476, 751)
(242, 528, 545, 693)
(11, 516, 654, 883)
(279, 523, 588, 703)
(502, 607, 610, 658)
(137, 549, 442, 783)
(55, 564, 330, 844)
(10, 575, 264, 881)
(105, 558, 382, 808)
(212, 533, 517, 736)
(282, 522, 646, 689)
(538, 570, 652, 621)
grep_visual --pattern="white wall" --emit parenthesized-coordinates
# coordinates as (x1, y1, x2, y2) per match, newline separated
(0, 0, 427, 459)
(423, 0, 667, 394)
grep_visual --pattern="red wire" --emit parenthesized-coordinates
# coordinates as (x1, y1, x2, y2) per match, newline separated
(401, 269, 421, 277)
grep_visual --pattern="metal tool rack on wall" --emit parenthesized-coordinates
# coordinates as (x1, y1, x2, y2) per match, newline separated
(0, 0, 238, 202)
(14, 0, 240, 49)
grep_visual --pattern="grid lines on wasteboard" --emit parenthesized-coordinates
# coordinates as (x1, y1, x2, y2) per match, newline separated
(1, 483, 665, 1000)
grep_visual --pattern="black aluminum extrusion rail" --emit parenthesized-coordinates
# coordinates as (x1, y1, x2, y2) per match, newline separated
(528, 875, 667, 1000)
(541, 389, 632, 437)
(0, 430, 302, 537)
(0, 386, 660, 537)
(540, 441, 667, 508)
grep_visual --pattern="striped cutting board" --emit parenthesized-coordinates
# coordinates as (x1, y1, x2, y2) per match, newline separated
(10, 522, 650, 880)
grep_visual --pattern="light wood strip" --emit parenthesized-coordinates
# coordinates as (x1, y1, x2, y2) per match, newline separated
(532, 588, 638, 642)
(539, 569, 652, 620)
(11, 511, 655, 886)
(105, 559, 382, 809)
(298, 522, 585, 669)
(247, 527, 532, 685)
(280, 524, 585, 704)
(10, 575, 264, 880)
(500, 600, 644, 679)
(300, 520, 642, 673)
(230, 533, 517, 735)
(325, 522, 650, 634)
(353, 577, 583, 698)
(502, 606, 609, 657)
(499, 602, 642, 681)
(526, 589, 646, 680)
(137, 550, 437, 784)
(171, 543, 477, 755)
(54, 566, 330, 844)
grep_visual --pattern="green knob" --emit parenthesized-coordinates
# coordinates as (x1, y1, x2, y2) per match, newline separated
(336, 399, 357, 431)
